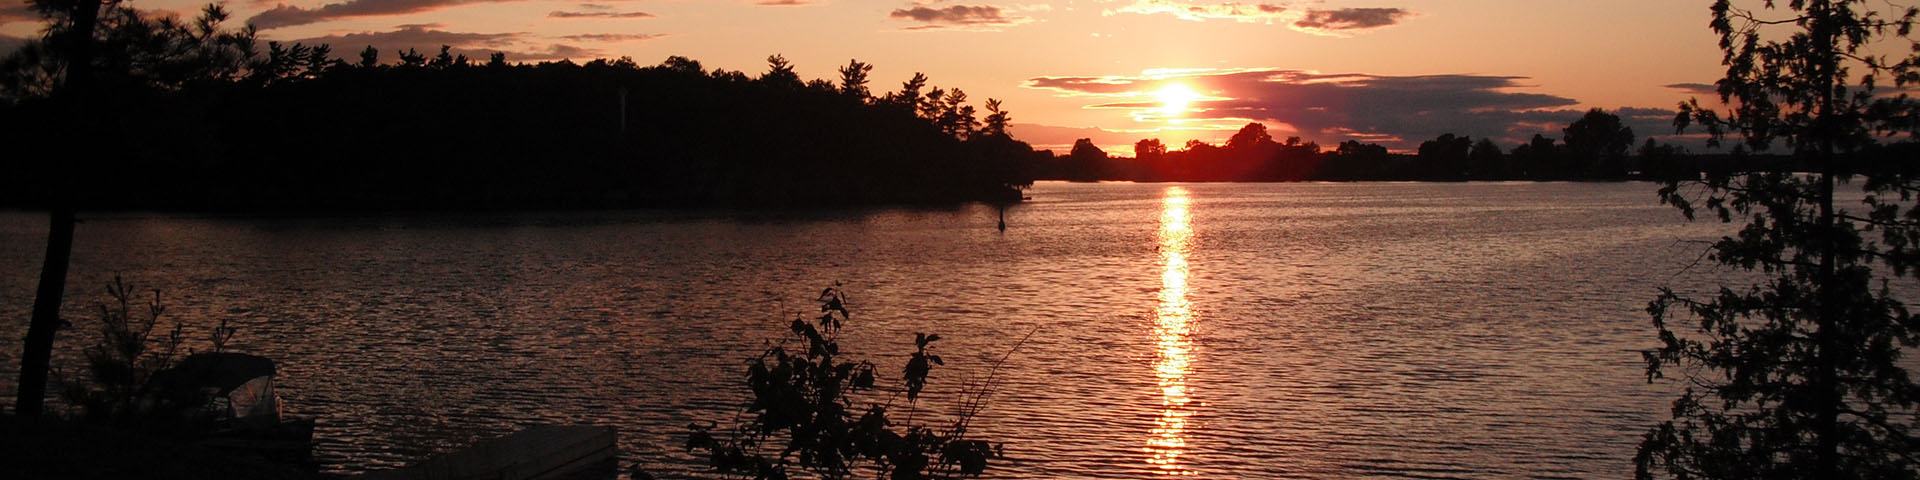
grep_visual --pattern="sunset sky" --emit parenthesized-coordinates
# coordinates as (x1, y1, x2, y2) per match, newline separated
(1, 1, 1737, 152)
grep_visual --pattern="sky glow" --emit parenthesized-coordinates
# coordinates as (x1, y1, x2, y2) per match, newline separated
(0, 1, 1757, 152)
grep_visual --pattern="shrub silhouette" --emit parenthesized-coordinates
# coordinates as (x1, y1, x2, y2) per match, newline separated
(687, 287, 1003, 480)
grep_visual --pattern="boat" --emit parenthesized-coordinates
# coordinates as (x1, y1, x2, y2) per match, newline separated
(147, 352, 316, 465)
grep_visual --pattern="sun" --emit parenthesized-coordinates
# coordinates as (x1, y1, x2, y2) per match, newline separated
(1155, 83, 1203, 119)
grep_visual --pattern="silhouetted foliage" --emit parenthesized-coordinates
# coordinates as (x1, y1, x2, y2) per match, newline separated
(1509, 134, 1561, 179)
(59, 277, 190, 427)
(1226, 122, 1272, 151)
(887, 72, 927, 113)
(1635, 139, 1691, 181)
(1467, 137, 1507, 180)
(837, 59, 872, 100)
(687, 287, 1005, 480)
(1055, 138, 1109, 182)
(1416, 133, 1473, 181)
(980, 98, 1010, 138)
(0, 3, 255, 103)
(760, 54, 800, 89)
(661, 55, 702, 75)
(1564, 108, 1635, 179)
(1636, 1, 1920, 479)
(1027, 111, 1693, 183)
(396, 47, 424, 67)
(1316, 140, 1394, 180)
(0, 12, 1037, 209)
(63, 277, 183, 421)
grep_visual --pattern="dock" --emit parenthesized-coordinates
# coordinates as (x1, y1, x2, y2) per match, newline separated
(360, 425, 616, 480)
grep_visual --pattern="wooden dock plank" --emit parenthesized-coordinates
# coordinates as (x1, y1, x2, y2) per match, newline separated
(359, 425, 616, 480)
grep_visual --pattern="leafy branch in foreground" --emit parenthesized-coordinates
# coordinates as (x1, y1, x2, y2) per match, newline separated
(687, 287, 1004, 480)
(1637, 1, 1920, 479)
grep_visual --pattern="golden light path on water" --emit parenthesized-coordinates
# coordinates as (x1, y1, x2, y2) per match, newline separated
(1147, 186, 1197, 476)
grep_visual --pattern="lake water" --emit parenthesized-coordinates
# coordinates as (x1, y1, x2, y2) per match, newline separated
(0, 181, 1748, 478)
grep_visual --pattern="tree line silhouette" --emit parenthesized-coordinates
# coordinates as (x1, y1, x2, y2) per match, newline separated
(1028, 108, 1916, 182)
(6, 2, 1914, 214)
(0, 4, 1039, 211)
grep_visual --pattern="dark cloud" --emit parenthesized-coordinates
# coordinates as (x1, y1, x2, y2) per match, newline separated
(527, 43, 601, 61)
(1025, 69, 1676, 149)
(289, 25, 600, 63)
(889, 4, 1028, 29)
(1616, 106, 1685, 137)
(249, 0, 524, 30)
(570, 2, 646, 10)
(555, 33, 663, 42)
(293, 23, 517, 50)
(1292, 7, 1409, 31)
(889, 3, 1037, 30)
(1665, 82, 1717, 96)
(548, 10, 654, 18)
(891, 5, 1000, 23)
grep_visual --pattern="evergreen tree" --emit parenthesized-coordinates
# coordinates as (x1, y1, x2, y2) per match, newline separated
(396, 47, 425, 67)
(760, 53, 800, 88)
(428, 45, 454, 69)
(890, 72, 927, 112)
(836, 58, 871, 100)
(981, 98, 1010, 138)
(5, 0, 261, 417)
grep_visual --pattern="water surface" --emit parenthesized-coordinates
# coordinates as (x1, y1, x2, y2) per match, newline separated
(0, 182, 1744, 478)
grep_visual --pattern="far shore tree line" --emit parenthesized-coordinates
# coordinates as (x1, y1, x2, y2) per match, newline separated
(1032, 108, 1918, 182)
(0, 4, 1038, 211)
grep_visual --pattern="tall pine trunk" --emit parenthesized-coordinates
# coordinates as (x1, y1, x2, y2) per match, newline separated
(14, 210, 74, 416)
(13, 0, 98, 417)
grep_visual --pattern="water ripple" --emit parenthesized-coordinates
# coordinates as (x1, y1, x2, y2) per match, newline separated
(0, 182, 1792, 478)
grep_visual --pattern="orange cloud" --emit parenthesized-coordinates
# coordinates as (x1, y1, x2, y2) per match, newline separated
(1290, 7, 1410, 35)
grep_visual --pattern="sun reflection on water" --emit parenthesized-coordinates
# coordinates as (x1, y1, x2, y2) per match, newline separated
(1147, 186, 1196, 476)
